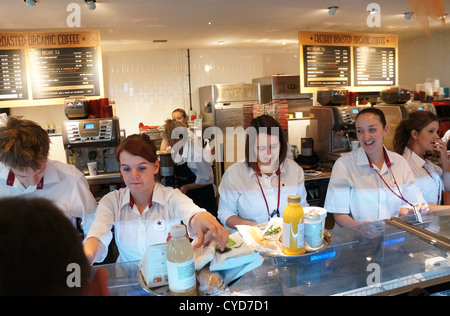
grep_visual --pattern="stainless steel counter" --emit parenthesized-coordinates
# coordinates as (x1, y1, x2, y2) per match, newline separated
(93, 213, 450, 296)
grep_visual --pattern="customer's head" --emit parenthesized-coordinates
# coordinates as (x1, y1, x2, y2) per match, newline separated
(0, 117, 50, 188)
(0, 197, 109, 296)
(162, 118, 187, 148)
(393, 110, 440, 155)
(245, 115, 287, 174)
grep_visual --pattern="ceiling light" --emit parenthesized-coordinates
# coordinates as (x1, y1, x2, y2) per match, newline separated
(85, 0, 96, 10)
(24, 0, 36, 6)
(218, 41, 224, 45)
(328, 6, 338, 16)
(404, 12, 413, 20)
(368, 7, 377, 15)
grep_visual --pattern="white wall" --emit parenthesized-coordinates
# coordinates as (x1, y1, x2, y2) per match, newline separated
(11, 47, 300, 136)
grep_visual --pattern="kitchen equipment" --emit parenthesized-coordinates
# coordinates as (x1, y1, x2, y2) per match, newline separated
(374, 102, 436, 151)
(310, 105, 369, 160)
(199, 83, 261, 187)
(316, 88, 347, 106)
(158, 152, 175, 187)
(380, 86, 411, 104)
(62, 118, 121, 174)
(64, 97, 89, 119)
(252, 75, 312, 117)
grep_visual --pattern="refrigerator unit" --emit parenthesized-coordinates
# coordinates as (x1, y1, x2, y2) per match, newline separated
(199, 83, 261, 187)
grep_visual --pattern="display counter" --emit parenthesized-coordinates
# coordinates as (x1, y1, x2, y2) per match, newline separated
(93, 212, 450, 296)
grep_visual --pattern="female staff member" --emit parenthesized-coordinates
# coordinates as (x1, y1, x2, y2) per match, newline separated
(218, 115, 309, 229)
(83, 134, 228, 264)
(393, 110, 450, 206)
(324, 107, 427, 227)
(163, 119, 217, 217)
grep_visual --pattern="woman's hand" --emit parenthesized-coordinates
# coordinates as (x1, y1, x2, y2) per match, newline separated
(190, 212, 229, 251)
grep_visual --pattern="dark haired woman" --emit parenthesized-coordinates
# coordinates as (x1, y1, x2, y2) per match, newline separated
(324, 107, 427, 227)
(217, 115, 309, 230)
(83, 134, 228, 264)
(394, 110, 450, 206)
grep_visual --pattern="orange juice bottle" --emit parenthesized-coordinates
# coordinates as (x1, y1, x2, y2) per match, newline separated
(282, 195, 305, 255)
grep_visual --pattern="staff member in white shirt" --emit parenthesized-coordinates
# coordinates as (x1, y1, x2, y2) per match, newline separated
(393, 110, 450, 206)
(218, 115, 309, 229)
(83, 133, 228, 264)
(324, 107, 428, 227)
(0, 117, 96, 234)
(163, 119, 217, 217)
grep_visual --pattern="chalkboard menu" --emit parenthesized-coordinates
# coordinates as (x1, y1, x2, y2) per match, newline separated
(0, 49, 28, 101)
(0, 30, 103, 108)
(303, 45, 350, 87)
(29, 47, 100, 99)
(354, 46, 395, 86)
(299, 31, 398, 93)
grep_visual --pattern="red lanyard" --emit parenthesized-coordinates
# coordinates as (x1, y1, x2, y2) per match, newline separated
(256, 167, 281, 221)
(367, 149, 414, 208)
(422, 163, 441, 204)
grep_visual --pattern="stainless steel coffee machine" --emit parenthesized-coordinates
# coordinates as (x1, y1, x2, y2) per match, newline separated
(310, 106, 369, 161)
(62, 118, 121, 175)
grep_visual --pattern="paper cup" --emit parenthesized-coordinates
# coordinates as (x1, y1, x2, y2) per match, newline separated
(87, 161, 98, 176)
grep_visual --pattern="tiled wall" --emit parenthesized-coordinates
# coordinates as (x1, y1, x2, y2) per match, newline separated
(12, 47, 300, 135)
(399, 31, 450, 89)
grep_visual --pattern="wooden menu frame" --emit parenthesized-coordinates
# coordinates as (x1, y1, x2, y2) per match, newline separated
(299, 31, 398, 93)
(0, 30, 104, 108)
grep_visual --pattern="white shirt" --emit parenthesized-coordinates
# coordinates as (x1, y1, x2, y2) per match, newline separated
(0, 159, 96, 234)
(218, 158, 309, 227)
(402, 147, 448, 205)
(324, 146, 426, 224)
(86, 183, 205, 263)
(172, 139, 214, 185)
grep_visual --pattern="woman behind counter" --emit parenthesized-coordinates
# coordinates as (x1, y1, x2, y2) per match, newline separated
(218, 115, 309, 229)
(324, 107, 428, 227)
(393, 110, 450, 206)
(83, 134, 228, 264)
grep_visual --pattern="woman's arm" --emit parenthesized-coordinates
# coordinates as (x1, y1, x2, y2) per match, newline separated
(333, 213, 360, 227)
(225, 215, 257, 230)
(83, 237, 106, 265)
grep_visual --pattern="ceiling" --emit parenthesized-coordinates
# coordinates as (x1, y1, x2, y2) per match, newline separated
(1, 0, 449, 51)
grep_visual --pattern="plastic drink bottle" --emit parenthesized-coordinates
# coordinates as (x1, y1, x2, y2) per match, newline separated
(166, 224, 197, 296)
(282, 195, 305, 255)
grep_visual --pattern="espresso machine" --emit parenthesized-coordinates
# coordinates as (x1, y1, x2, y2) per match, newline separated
(374, 87, 436, 151)
(62, 118, 121, 175)
(310, 105, 369, 161)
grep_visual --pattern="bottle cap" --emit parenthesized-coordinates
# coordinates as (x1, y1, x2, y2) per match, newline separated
(170, 224, 187, 238)
(287, 195, 300, 204)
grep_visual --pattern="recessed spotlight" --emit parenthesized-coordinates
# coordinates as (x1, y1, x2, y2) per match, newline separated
(328, 6, 338, 16)
(404, 12, 413, 20)
(85, 0, 96, 11)
(281, 41, 287, 45)
(24, 0, 37, 6)
(218, 41, 224, 45)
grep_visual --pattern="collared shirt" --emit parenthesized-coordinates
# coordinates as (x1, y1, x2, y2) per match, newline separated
(86, 183, 204, 263)
(217, 158, 309, 227)
(172, 139, 214, 185)
(324, 146, 426, 224)
(0, 159, 96, 234)
(402, 147, 445, 205)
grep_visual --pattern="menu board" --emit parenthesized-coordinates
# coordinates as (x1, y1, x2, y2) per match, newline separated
(29, 47, 100, 99)
(354, 47, 395, 86)
(0, 49, 28, 101)
(0, 30, 103, 108)
(303, 45, 350, 87)
(299, 31, 398, 93)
